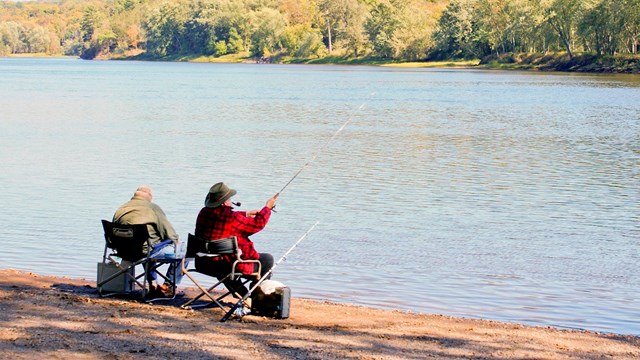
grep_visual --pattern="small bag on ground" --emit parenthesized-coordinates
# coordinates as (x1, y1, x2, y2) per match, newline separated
(250, 280, 291, 319)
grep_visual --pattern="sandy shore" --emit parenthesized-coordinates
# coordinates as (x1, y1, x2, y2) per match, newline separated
(0, 269, 638, 359)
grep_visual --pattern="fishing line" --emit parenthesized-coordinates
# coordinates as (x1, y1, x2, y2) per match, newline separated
(277, 94, 373, 196)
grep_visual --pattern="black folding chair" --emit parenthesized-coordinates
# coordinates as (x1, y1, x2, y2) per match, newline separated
(180, 234, 261, 315)
(98, 220, 182, 302)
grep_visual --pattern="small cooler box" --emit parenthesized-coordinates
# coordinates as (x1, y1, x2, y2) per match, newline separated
(251, 280, 291, 319)
(97, 262, 135, 293)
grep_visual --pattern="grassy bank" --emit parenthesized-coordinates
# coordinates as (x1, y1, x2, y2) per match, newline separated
(289, 55, 480, 68)
(111, 51, 248, 63)
(19, 50, 639, 74)
(122, 52, 638, 73)
(5, 53, 76, 59)
(113, 51, 480, 69)
(479, 52, 640, 73)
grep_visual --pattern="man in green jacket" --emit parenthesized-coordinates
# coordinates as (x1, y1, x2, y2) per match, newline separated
(113, 185, 186, 297)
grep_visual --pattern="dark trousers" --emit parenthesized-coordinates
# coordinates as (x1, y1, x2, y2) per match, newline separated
(196, 253, 274, 297)
(223, 253, 274, 297)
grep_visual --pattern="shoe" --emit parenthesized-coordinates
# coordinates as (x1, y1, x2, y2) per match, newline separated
(233, 306, 251, 318)
(157, 283, 174, 297)
(147, 284, 173, 298)
(146, 284, 160, 298)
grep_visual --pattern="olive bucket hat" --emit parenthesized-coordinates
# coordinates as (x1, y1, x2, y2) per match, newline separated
(205, 182, 237, 208)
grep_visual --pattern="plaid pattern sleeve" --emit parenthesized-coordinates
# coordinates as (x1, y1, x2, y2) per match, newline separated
(231, 207, 271, 238)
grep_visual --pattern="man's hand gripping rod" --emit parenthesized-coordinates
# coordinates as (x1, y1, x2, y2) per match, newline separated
(220, 221, 320, 322)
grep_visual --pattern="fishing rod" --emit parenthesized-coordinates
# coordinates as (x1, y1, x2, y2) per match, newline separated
(220, 220, 320, 322)
(277, 97, 372, 196)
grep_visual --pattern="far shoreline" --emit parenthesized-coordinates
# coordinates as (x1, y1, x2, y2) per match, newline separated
(7, 52, 640, 74)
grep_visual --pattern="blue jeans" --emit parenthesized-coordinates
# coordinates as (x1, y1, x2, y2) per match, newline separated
(149, 240, 188, 285)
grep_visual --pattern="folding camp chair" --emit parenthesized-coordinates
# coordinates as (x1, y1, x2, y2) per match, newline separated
(180, 234, 261, 316)
(98, 220, 182, 302)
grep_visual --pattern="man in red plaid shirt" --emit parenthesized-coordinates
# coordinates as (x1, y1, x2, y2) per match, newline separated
(194, 182, 278, 296)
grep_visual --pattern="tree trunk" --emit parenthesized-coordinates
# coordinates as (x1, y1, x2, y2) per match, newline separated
(327, 23, 332, 54)
(563, 38, 573, 59)
(557, 28, 573, 59)
(549, 18, 573, 60)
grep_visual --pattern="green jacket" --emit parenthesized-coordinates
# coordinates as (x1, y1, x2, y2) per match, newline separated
(112, 196, 179, 253)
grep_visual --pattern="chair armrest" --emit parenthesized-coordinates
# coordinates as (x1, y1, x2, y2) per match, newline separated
(230, 258, 262, 279)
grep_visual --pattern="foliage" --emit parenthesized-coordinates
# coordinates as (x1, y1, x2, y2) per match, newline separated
(0, 0, 639, 64)
(249, 7, 287, 57)
(432, 0, 477, 59)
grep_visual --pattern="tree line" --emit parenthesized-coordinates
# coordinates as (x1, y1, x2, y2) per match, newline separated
(1, 0, 639, 61)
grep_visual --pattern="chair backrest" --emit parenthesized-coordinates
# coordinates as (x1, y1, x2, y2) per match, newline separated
(102, 220, 151, 262)
(187, 233, 238, 258)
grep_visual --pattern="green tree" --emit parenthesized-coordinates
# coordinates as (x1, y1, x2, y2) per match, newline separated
(227, 27, 245, 53)
(188, 1, 253, 56)
(514, 0, 549, 53)
(296, 30, 327, 57)
(282, 23, 328, 57)
(365, 0, 400, 57)
(143, 1, 187, 56)
(578, 1, 621, 56)
(390, 1, 436, 60)
(432, 0, 477, 58)
(250, 7, 287, 57)
(96, 30, 118, 54)
(621, 0, 640, 54)
(80, 5, 101, 43)
(541, 0, 587, 59)
(474, 0, 520, 55)
(214, 39, 228, 55)
(318, 0, 365, 54)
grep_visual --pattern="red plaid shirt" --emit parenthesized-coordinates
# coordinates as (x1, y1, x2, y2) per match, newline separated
(195, 205, 271, 274)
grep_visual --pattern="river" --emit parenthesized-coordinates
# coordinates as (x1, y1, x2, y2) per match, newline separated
(0, 57, 638, 334)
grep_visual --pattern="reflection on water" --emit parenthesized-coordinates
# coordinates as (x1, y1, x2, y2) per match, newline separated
(0, 58, 638, 334)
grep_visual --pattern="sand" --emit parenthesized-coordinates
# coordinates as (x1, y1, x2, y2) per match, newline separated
(0, 269, 638, 359)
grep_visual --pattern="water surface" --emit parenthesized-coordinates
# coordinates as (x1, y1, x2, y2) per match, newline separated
(1, 58, 638, 334)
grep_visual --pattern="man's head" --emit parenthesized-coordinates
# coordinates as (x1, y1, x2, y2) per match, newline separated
(205, 182, 236, 208)
(133, 185, 153, 202)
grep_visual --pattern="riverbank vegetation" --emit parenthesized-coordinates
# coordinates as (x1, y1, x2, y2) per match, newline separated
(1, 0, 639, 72)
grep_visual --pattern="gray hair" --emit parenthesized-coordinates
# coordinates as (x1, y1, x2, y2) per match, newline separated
(133, 185, 153, 201)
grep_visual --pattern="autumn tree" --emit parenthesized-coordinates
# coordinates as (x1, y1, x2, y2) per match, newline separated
(0, 21, 27, 55)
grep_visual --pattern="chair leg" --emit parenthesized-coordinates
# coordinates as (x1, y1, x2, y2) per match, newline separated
(97, 258, 146, 297)
(145, 261, 182, 303)
(180, 272, 241, 310)
(143, 261, 152, 298)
